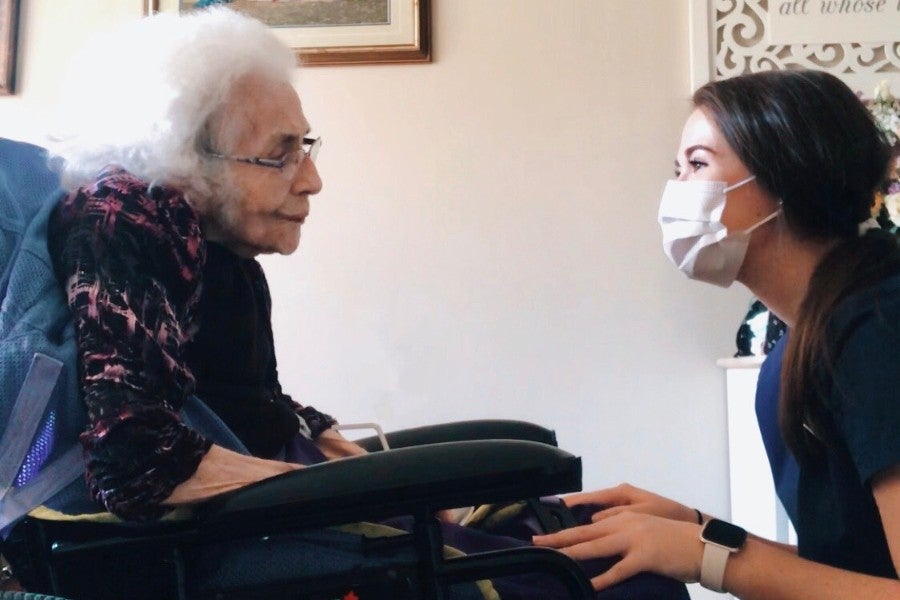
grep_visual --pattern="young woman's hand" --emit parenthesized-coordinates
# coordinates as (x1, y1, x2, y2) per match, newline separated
(533, 512, 703, 591)
(563, 483, 698, 524)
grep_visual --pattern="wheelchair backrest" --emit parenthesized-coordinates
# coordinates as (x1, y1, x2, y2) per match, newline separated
(0, 138, 85, 534)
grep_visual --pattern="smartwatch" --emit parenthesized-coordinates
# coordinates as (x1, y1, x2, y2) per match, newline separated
(699, 518, 747, 592)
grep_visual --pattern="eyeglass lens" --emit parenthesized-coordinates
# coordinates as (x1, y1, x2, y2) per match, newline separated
(277, 138, 319, 179)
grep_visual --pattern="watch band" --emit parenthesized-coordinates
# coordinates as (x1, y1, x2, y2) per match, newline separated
(699, 519, 747, 592)
(700, 542, 730, 592)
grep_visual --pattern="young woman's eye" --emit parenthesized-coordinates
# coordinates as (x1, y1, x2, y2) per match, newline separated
(689, 159, 707, 171)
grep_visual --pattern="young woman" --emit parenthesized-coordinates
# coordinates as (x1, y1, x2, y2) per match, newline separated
(536, 70, 900, 599)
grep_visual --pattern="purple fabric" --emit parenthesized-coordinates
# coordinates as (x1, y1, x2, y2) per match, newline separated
(14, 411, 56, 487)
(279, 433, 329, 465)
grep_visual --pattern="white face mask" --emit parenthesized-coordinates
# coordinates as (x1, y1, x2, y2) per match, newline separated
(657, 175, 780, 288)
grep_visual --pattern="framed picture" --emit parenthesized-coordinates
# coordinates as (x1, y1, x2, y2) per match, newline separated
(145, 0, 430, 66)
(0, 0, 20, 95)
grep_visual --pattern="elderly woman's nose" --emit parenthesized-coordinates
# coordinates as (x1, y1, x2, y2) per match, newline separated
(293, 159, 323, 195)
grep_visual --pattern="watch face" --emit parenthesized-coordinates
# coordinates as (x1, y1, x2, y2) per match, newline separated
(702, 519, 748, 549)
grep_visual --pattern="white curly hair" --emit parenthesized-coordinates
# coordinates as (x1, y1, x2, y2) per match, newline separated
(48, 7, 296, 197)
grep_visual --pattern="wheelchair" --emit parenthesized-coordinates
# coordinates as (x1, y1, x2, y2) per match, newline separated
(1, 419, 594, 599)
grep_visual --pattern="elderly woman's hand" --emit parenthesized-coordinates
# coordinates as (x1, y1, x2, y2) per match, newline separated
(315, 428, 369, 460)
(563, 483, 699, 524)
(164, 444, 302, 505)
(533, 511, 703, 591)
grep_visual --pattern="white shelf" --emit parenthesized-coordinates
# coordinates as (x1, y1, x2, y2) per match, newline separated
(716, 356, 764, 369)
(718, 359, 794, 545)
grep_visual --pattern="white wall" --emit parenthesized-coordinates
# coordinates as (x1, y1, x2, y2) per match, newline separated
(2, 2, 753, 597)
(276, 0, 750, 512)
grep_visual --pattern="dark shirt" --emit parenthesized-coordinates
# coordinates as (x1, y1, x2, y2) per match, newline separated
(184, 241, 334, 458)
(794, 272, 900, 578)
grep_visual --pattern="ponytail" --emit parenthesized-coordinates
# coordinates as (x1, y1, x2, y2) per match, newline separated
(781, 230, 900, 461)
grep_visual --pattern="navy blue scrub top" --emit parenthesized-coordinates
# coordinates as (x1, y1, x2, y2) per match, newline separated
(757, 273, 900, 578)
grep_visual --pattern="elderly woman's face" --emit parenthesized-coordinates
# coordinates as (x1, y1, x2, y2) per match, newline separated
(203, 74, 322, 257)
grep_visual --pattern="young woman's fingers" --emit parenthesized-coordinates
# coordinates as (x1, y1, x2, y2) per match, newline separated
(532, 521, 607, 548)
(590, 504, 629, 522)
(563, 485, 634, 508)
(554, 530, 629, 562)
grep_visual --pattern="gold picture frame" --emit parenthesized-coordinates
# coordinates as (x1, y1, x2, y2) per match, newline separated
(145, 0, 430, 66)
(0, 0, 20, 95)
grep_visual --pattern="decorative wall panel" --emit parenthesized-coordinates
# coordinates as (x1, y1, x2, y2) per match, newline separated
(691, 0, 900, 95)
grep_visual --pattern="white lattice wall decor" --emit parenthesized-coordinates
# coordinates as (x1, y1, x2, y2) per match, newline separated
(690, 0, 900, 97)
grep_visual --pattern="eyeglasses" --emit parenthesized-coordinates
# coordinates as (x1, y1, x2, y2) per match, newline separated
(205, 136, 322, 178)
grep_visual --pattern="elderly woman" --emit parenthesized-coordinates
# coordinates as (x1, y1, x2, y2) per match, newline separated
(536, 70, 900, 598)
(48, 8, 364, 522)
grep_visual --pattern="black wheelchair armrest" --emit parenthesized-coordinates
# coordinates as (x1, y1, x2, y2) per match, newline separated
(197, 439, 580, 537)
(353, 419, 558, 452)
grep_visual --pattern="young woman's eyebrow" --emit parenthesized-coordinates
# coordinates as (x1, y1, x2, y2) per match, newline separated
(684, 144, 716, 156)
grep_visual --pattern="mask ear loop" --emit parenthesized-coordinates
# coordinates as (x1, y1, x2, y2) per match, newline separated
(742, 207, 781, 235)
(723, 174, 756, 193)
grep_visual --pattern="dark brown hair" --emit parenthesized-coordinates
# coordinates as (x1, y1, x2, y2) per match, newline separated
(693, 70, 899, 461)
